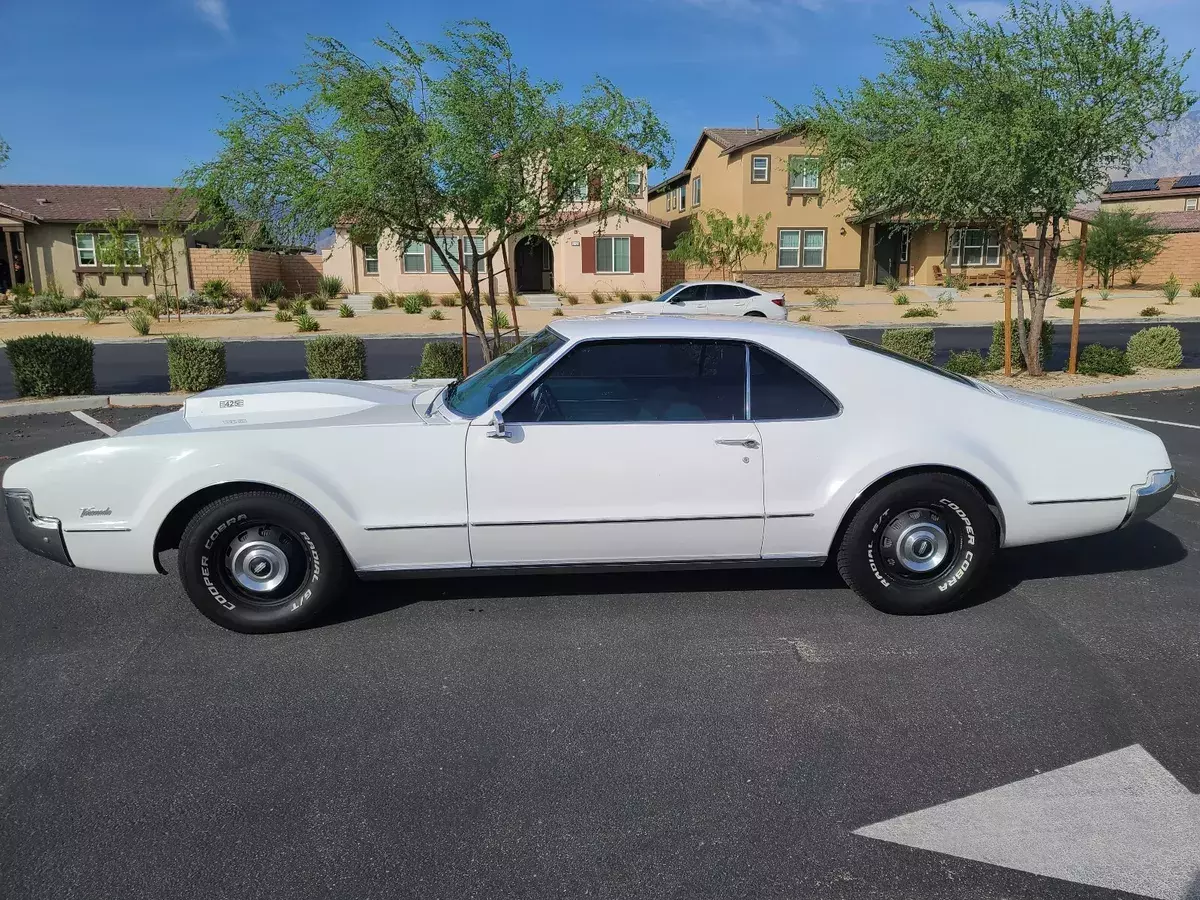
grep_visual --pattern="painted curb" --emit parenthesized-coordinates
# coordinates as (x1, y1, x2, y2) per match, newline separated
(0, 396, 111, 417)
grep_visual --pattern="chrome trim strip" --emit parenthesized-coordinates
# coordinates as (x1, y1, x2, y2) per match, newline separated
(766, 513, 816, 519)
(471, 514, 763, 528)
(63, 527, 133, 533)
(1028, 497, 1126, 506)
(364, 523, 466, 532)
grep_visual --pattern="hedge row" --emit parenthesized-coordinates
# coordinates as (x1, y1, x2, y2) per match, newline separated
(306, 335, 366, 380)
(166, 336, 226, 392)
(413, 341, 463, 379)
(5, 335, 95, 397)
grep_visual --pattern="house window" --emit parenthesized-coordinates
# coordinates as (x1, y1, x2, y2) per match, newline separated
(93, 232, 142, 268)
(464, 236, 486, 275)
(568, 178, 589, 203)
(403, 242, 426, 273)
(778, 229, 825, 269)
(677, 184, 687, 211)
(123, 233, 142, 265)
(430, 237, 460, 274)
(949, 229, 1001, 267)
(363, 244, 379, 275)
(626, 170, 643, 198)
(1186, 197, 1198, 211)
(75, 233, 96, 267)
(666, 191, 675, 212)
(692, 176, 702, 207)
(788, 156, 820, 191)
(899, 230, 910, 264)
(751, 155, 770, 183)
(596, 236, 631, 274)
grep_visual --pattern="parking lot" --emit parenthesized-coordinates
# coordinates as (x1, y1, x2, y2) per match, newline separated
(2, 390, 1198, 900)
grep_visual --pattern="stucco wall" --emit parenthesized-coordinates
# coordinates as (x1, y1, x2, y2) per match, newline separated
(552, 216, 662, 295)
(1100, 196, 1200, 214)
(24, 223, 193, 298)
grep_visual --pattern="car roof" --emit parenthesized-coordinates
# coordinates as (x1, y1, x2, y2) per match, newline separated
(545, 314, 849, 347)
(676, 280, 766, 290)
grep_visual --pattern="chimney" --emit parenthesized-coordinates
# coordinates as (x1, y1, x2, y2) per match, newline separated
(755, 115, 760, 131)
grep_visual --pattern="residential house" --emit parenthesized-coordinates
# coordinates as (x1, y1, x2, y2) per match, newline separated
(0, 184, 208, 297)
(322, 163, 664, 298)
(649, 126, 1009, 290)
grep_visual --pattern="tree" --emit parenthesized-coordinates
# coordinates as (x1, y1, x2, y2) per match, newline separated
(668, 210, 773, 281)
(0, 134, 9, 170)
(778, 1, 1194, 374)
(1061, 208, 1167, 289)
(184, 21, 670, 361)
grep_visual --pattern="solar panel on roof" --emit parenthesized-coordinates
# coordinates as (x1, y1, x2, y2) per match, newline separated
(1107, 178, 1161, 193)
(1172, 174, 1200, 189)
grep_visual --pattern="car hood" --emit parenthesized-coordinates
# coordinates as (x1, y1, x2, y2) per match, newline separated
(123, 379, 434, 435)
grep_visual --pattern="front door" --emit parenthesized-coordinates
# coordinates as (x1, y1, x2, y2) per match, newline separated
(465, 338, 764, 566)
(515, 236, 551, 293)
(662, 283, 709, 315)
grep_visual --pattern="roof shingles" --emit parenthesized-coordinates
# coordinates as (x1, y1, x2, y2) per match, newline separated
(0, 184, 196, 224)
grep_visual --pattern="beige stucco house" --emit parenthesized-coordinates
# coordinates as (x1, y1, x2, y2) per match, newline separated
(649, 126, 1014, 290)
(0, 184, 206, 298)
(323, 168, 665, 298)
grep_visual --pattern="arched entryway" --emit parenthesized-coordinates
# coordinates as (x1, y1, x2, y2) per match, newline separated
(514, 235, 553, 293)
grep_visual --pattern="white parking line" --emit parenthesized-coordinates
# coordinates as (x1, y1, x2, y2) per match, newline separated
(1174, 493, 1200, 504)
(1107, 413, 1200, 431)
(69, 410, 118, 437)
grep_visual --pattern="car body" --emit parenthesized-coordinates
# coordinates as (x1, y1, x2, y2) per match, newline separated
(4, 316, 1175, 632)
(608, 281, 787, 319)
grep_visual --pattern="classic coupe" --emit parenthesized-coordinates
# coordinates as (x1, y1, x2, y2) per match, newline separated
(4, 316, 1176, 633)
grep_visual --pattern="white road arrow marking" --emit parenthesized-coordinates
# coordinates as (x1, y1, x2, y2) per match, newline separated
(855, 745, 1200, 900)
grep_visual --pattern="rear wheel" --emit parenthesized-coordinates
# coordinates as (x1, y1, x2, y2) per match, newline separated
(177, 491, 348, 633)
(836, 473, 996, 614)
(743, 311, 767, 317)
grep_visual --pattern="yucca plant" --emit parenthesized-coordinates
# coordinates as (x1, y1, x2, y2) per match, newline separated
(275, 309, 293, 322)
(295, 313, 320, 332)
(402, 294, 423, 314)
(309, 296, 329, 311)
(318, 274, 344, 298)
(258, 279, 286, 301)
(81, 301, 105, 324)
(429, 308, 445, 320)
(127, 309, 153, 335)
(338, 303, 355, 318)
(372, 295, 391, 310)
(489, 310, 510, 330)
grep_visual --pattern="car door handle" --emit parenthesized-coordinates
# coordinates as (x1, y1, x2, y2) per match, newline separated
(715, 438, 760, 449)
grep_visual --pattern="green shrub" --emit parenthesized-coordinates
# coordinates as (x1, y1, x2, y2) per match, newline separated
(795, 313, 812, 322)
(275, 296, 293, 312)
(132, 296, 163, 320)
(591, 290, 607, 304)
(1140, 306, 1163, 317)
(402, 294, 423, 314)
(439, 295, 459, 307)
(617, 289, 633, 303)
(551, 307, 564, 316)
(259, 279, 286, 301)
(1056, 295, 1087, 309)
(902, 305, 937, 318)
(489, 310, 510, 330)
(40, 279, 67, 304)
(5, 335, 95, 397)
(986, 319, 1055, 370)
(1126, 326, 1182, 370)
(11, 282, 34, 300)
(291, 297, 308, 315)
(81, 300, 105, 324)
(1099, 288, 1112, 301)
(8, 297, 32, 316)
(416, 290, 434, 308)
(338, 303, 355, 318)
(166, 336, 226, 391)
(936, 291, 956, 311)
(244, 297, 266, 312)
(944, 350, 986, 376)
(295, 313, 320, 332)
(201, 278, 234, 302)
(812, 292, 839, 310)
(413, 340, 463, 379)
(944, 272, 969, 291)
(1163, 273, 1181, 304)
(80, 283, 100, 301)
(39, 295, 74, 315)
(638, 293, 654, 302)
(318, 274, 344, 298)
(102, 297, 129, 312)
(429, 308, 445, 320)
(275, 309, 293, 322)
(564, 293, 580, 305)
(309, 296, 329, 311)
(1190, 282, 1200, 298)
(372, 294, 390, 310)
(881, 327, 935, 363)
(127, 309, 153, 335)
(883, 274, 902, 292)
(1077, 344, 1133, 376)
(893, 293, 910, 306)
(306, 334, 365, 380)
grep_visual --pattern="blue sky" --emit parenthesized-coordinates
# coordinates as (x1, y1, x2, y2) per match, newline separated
(3, 0, 1198, 187)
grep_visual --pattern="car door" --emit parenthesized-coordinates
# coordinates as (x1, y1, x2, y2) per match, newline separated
(663, 284, 709, 315)
(705, 284, 750, 315)
(465, 339, 764, 566)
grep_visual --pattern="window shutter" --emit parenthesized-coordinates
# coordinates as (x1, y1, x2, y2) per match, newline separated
(582, 236, 596, 274)
(630, 236, 645, 274)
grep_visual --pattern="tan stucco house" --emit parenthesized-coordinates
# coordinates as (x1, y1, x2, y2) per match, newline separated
(649, 126, 1014, 290)
(0, 184, 206, 297)
(323, 167, 665, 299)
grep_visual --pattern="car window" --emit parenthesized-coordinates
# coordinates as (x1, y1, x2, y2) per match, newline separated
(749, 345, 840, 420)
(672, 285, 705, 303)
(505, 339, 747, 423)
(705, 284, 740, 301)
(445, 328, 565, 418)
(735, 286, 759, 299)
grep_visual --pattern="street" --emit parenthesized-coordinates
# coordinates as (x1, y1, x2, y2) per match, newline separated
(3, 320, 1200, 400)
(0, 390, 1197, 899)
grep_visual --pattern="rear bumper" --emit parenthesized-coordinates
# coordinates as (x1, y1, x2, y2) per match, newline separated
(3, 489, 74, 567)
(1121, 469, 1177, 529)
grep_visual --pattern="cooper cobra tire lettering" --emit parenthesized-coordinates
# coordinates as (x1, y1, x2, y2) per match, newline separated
(199, 553, 237, 611)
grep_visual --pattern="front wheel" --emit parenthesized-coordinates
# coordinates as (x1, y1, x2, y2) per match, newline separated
(177, 490, 349, 633)
(836, 473, 996, 614)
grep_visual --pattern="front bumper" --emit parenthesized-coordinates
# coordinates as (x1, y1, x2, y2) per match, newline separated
(1121, 469, 1177, 528)
(3, 489, 74, 567)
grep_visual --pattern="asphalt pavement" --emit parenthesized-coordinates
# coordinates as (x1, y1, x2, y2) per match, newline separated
(2, 320, 1199, 400)
(1, 392, 1198, 899)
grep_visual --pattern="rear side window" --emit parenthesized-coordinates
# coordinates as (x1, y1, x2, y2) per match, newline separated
(845, 336, 978, 388)
(749, 345, 839, 420)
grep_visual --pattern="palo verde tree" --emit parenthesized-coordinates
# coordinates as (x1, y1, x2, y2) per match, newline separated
(184, 21, 670, 360)
(669, 210, 773, 281)
(1061, 207, 1167, 289)
(0, 134, 9, 170)
(778, 1, 1194, 374)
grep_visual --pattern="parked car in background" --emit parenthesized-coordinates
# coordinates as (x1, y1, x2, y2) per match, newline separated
(4, 316, 1175, 634)
(608, 281, 787, 319)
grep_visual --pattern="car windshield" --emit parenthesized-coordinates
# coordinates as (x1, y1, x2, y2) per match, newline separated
(650, 285, 685, 302)
(444, 328, 566, 418)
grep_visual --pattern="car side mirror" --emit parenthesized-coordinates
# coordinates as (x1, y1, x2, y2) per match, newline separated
(668, 296, 685, 304)
(486, 410, 508, 439)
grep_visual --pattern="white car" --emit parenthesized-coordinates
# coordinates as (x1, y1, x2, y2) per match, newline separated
(608, 281, 787, 319)
(4, 316, 1175, 633)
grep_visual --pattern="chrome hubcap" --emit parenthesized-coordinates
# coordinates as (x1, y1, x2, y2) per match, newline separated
(880, 508, 953, 577)
(228, 526, 292, 594)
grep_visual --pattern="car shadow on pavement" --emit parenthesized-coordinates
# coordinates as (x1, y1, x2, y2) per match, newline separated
(328, 521, 1187, 625)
